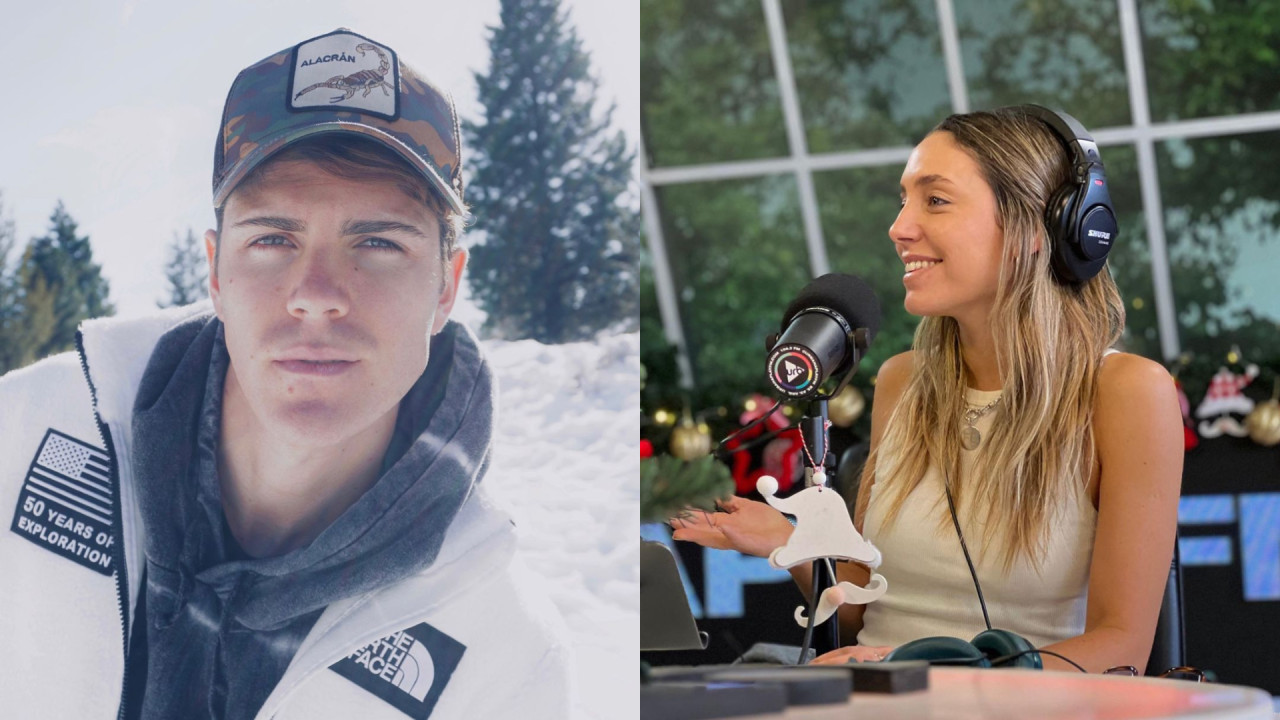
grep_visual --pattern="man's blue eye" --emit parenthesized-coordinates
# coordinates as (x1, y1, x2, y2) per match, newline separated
(362, 237, 403, 251)
(252, 234, 290, 247)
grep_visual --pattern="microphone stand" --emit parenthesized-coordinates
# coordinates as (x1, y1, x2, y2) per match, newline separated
(796, 327, 869, 656)
(799, 397, 840, 652)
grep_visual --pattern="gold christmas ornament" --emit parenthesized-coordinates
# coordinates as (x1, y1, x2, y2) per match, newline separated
(670, 416, 713, 460)
(828, 386, 866, 428)
(1246, 380, 1280, 447)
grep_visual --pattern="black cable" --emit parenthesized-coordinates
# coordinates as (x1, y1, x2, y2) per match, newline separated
(897, 648, 1087, 673)
(797, 561, 821, 665)
(823, 557, 840, 649)
(994, 648, 1088, 673)
(715, 398, 785, 459)
(713, 424, 795, 457)
(942, 470, 992, 631)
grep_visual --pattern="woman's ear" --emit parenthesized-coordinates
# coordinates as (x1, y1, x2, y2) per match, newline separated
(1031, 230, 1045, 255)
(1009, 231, 1045, 266)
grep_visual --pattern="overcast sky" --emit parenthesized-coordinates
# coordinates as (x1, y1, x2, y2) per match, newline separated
(0, 0, 639, 323)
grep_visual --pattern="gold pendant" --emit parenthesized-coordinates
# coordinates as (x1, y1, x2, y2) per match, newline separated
(961, 426, 981, 451)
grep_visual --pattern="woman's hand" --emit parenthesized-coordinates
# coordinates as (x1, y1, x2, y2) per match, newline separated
(809, 645, 893, 665)
(668, 495, 795, 559)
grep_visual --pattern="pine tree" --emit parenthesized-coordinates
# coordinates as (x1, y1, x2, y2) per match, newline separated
(640, 455, 734, 524)
(12, 270, 57, 370)
(465, 0, 639, 343)
(18, 201, 114, 362)
(0, 192, 21, 374)
(159, 228, 209, 308)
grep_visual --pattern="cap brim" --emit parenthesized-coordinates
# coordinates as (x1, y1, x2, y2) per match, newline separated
(212, 121, 465, 215)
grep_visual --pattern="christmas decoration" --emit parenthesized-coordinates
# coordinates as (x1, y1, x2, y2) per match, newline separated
(827, 386, 866, 428)
(1194, 363, 1259, 438)
(755, 475, 887, 628)
(640, 454, 733, 524)
(1175, 378, 1198, 451)
(669, 414, 712, 460)
(1246, 380, 1280, 447)
(724, 394, 803, 495)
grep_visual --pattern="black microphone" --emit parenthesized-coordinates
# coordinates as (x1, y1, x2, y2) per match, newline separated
(765, 274, 881, 399)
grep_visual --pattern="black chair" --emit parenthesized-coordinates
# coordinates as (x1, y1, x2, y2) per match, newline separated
(1145, 539, 1186, 676)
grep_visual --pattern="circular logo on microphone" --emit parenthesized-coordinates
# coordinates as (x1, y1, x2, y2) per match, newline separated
(768, 346, 818, 398)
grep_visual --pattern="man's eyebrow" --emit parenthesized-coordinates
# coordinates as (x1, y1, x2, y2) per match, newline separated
(233, 216, 305, 232)
(899, 174, 956, 192)
(342, 219, 430, 241)
(229, 217, 429, 240)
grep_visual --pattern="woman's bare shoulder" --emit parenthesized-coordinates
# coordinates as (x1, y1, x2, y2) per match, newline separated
(1097, 350, 1173, 399)
(873, 351, 914, 403)
(877, 350, 914, 384)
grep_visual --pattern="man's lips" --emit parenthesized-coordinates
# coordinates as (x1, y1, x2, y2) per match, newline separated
(273, 359, 357, 376)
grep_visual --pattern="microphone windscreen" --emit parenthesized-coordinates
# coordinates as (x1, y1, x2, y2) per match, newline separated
(781, 273, 882, 340)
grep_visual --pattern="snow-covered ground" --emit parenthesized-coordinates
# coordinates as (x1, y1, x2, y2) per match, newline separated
(482, 331, 639, 720)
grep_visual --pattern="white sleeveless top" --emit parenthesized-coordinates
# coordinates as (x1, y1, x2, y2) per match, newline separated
(857, 375, 1105, 649)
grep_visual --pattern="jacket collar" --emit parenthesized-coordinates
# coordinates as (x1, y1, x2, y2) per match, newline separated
(79, 301, 218, 622)
(77, 303, 515, 653)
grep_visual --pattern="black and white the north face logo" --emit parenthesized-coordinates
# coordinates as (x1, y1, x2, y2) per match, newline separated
(290, 30, 399, 119)
(330, 622, 465, 718)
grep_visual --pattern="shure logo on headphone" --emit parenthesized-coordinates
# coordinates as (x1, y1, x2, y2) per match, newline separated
(1087, 229, 1112, 241)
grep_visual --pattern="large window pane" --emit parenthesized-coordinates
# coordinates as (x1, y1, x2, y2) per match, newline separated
(1101, 144, 1162, 359)
(641, 0, 788, 167)
(1140, 2, 1280, 122)
(658, 176, 811, 393)
(639, 237, 681, 397)
(783, 0, 952, 153)
(956, 0, 1130, 128)
(813, 164, 914, 376)
(1157, 131, 1280, 358)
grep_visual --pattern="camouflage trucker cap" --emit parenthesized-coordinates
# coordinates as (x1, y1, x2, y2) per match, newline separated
(213, 28, 464, 214)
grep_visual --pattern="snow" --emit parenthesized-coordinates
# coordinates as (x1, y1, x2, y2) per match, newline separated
(482, 331, 639, 720)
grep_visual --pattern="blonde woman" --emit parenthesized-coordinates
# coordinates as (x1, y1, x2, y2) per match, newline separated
(671, 107, 1183, 673)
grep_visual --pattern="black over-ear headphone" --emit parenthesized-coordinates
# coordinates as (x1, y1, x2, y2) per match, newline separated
(1015, 104, 1118, 285)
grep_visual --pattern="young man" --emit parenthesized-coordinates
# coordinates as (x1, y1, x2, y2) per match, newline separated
(0, 29, 570, 719)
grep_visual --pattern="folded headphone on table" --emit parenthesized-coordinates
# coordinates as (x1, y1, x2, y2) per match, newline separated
(884, 628, 1043, 670)
(1015, 104, 1118, 286)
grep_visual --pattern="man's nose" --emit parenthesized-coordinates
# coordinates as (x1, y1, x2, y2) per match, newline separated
(286, 249, 350, 319)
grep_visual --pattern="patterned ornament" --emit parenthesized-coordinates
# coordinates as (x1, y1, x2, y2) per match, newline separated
(1194, 364, 1259, 438)
(1245, 380, 1280, 447)
(1175, 378, 1198, 451)
(725, 394, 803, 495)
(827, 386, 866, 428)
(669, 415, 712, 460)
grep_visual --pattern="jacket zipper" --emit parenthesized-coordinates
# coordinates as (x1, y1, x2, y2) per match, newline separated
(75, 330, 132, 720)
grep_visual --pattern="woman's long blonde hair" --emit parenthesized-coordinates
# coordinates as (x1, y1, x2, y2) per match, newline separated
(872, 107, 1125, 573)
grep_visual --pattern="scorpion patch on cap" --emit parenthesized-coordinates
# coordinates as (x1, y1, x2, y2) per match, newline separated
(289, 30, 399, 119)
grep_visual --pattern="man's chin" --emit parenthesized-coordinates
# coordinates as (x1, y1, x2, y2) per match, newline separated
(266, 401, 370, 447)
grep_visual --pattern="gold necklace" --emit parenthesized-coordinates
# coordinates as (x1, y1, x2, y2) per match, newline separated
(961, 397, 1002, 451)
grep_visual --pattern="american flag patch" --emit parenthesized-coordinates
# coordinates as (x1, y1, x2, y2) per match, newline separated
(9, 429, 115, 575)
